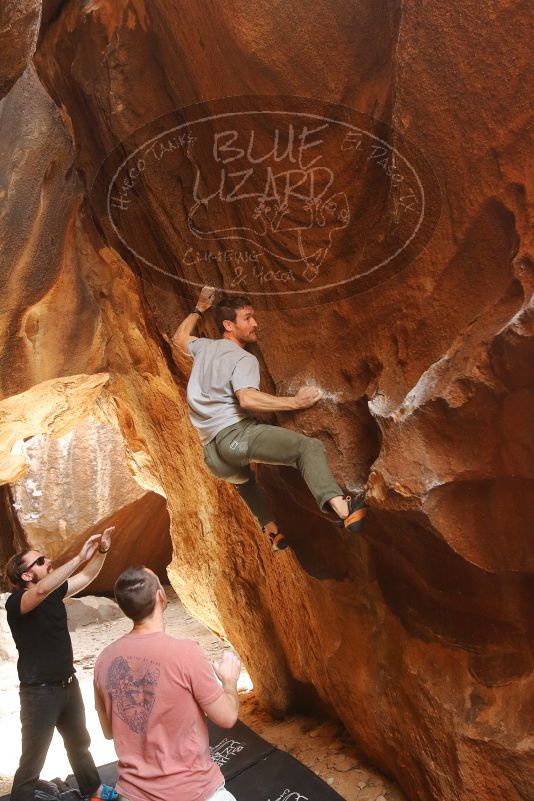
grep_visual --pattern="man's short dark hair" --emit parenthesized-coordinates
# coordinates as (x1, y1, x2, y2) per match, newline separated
(214, 296, 252, 334)
(114, 566, 160, 622)
(5, 549, 32, 590)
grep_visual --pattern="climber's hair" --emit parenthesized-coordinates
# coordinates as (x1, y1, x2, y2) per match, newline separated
(5, 549, 33, 590)
(114, 566, 160, 622)
(214, 296, 253, 334)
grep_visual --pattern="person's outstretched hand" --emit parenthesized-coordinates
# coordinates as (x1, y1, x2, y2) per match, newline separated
(78, 534, 101, 563)
(294, 385, 322, 409)
(196, 286, 216, 312)
(213, 650, 241, 688)
(99, 526, 115, 553)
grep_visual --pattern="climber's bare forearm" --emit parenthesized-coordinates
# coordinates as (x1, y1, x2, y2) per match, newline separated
(236, 388, 300, 412)
(66, 551, 107, 597)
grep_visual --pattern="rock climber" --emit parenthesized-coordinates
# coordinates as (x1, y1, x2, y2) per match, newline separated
(171, 286, 367, 550)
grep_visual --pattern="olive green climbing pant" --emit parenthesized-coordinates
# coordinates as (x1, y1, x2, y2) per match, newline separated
(203, 418, 343, 527)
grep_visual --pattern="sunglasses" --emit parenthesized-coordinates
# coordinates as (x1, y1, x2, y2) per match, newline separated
(21, 555, 46, 574)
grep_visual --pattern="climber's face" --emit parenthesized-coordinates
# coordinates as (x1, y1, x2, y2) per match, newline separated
(225, 305, 258, 344)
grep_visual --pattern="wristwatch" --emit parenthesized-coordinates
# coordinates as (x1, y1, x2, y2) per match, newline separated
(191, 306, 204, 316)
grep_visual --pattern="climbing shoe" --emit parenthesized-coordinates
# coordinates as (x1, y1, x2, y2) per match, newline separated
(262, 526, 289, 552)
(343, 493, 368, 534)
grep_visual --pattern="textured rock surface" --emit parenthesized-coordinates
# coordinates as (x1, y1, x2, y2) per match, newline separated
(11, 416, 171, 591)
(64, 595, 123, 632)
(0, 1, 41, 98)
(0, 3, 533, 801)
(0, 373, 109, 484)
(0, 485, 27, 584)
(0, 63, 108, 482)
(12, 416, 146, 544)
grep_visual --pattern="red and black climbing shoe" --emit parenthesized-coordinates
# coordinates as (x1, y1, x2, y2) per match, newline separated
(344, 494, 368, 534)
(262, 526, 289, 552)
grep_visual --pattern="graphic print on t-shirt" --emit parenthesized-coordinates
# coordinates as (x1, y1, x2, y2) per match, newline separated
(106, 655, 161, 733)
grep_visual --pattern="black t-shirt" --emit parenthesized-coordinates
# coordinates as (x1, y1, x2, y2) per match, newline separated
(5, 582, 74, 684)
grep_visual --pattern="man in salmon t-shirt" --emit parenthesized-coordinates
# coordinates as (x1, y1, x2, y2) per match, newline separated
(93, 566, 241, 801)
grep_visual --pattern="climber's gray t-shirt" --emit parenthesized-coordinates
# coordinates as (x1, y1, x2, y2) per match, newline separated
(187, 338, 260, 445)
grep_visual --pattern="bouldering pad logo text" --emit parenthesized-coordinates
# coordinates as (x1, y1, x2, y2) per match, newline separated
(210, 737, 245, 767)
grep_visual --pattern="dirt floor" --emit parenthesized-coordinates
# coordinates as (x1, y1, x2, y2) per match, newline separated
(0, 587, 406, 801)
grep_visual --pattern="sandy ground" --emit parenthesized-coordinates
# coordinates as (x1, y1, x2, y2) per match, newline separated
(0, 588, 406, 801)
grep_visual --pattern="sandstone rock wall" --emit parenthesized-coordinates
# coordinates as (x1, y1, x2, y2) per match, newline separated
(0, 485, 27, 589)
(10, 416, 171, 591)
(12, 417, 147, 546)
(0, 3, 532, 800)
(0, 1, 41, 98)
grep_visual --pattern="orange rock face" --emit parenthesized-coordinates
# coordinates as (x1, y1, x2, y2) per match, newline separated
(0, 2, 533, 800)
(0, 1, 41, 98)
